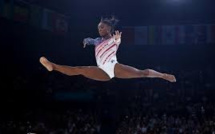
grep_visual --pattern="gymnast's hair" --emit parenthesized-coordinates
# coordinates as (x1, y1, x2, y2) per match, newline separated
(100, 16, 119, 33)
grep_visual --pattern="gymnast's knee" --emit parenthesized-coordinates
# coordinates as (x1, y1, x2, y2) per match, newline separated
(142, 69, 150, 76)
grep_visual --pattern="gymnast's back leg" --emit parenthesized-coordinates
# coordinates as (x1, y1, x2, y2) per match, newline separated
(39, 57, 111, 81)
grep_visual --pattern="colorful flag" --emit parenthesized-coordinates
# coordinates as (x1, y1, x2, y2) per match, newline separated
(194, 25, 207, 44)
(184, 25, 195, 44)
(13, 2, 29, 23)
(148, 26, 162, 45)
(30, 4, 43, 28)
(134, 26, 148, 45)
(42, 8, 69, 35)
(148, 26, 157, 45)
(42, 8, 54, 31)
(121, 27, 135, 45)
(148, 26, 155, 45)
(162, 25, 175, 45)
(52, 13, 68, 35)
(175, 25, 185, 45)
(2, 2, 13, 19)
(0, 0, 4, 16)
(208, 24, 215, 44)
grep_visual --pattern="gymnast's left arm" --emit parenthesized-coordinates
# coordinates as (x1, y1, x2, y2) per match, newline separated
(113, 30, 122, 46)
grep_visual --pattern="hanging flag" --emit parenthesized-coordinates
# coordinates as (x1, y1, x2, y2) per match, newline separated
(184, 25, 195, 44)
(0, 0, 4, 16)
(121, 27, 134, 45)
(208, 24, 215, 44)
(148, 26, 162, 45)
(162, 25, 175, 45)
(2, 1, 13, 20)
(134, 26, 148, 45)
(13, 1, 29, 23)
(52, 13, 68, 35)
(155, 26, 162, 45)
(30, 4, 43, 28)
(194, 24, 207, 44)
(148, 26, 156, 45)
(175, 25, 185, 45)
(42, 8, 69, 35)
(42, 8, 54, 31)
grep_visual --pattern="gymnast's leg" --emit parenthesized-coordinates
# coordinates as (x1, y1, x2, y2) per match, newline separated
(114, 63, 176, 82)
(39, 57, 111, 81)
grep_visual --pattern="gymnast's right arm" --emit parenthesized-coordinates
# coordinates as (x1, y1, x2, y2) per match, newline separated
(83, 38, 95, 48)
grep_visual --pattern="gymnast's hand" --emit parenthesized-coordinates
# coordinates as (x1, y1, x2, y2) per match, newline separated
(83, 38, 89, 48)
(83, 42, 87, 48)
(113, 30, 122, 40)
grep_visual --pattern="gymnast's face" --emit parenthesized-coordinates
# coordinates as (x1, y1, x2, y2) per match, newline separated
(98, 22, 111, 37)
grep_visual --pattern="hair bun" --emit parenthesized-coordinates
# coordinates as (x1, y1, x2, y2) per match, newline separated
(110, 16, 119, 27)
(101, 16, 119, 27)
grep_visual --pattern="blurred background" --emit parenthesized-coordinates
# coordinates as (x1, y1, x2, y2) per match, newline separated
(0, 0, 215, 133)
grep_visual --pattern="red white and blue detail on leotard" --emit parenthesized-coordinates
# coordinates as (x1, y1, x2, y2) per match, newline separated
(83, 37, 121, 66)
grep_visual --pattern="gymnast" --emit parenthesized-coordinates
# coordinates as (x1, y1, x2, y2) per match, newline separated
(40, 16, 176, 82)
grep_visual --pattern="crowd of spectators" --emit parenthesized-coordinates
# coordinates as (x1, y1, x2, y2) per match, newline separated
(1, 67, 214, 134)
(0, 109, 101, 134)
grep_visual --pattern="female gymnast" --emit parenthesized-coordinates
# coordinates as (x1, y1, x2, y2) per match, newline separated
(39, 17, 176, 82)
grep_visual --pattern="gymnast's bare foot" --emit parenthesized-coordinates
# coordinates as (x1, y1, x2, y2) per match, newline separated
(163, 73, 176, 82)
(39, 57, 54, 71)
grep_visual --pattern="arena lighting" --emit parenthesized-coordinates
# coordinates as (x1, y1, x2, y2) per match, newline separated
(164, 0, 190, 7)
(167, 0, 187, 4)
(172, 0, 181, 2)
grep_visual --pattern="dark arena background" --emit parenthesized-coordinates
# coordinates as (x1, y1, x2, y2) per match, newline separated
(1, 0, 215, 133)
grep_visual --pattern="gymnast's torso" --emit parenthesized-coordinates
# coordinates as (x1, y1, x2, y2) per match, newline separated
(83, 37, 121, 66)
